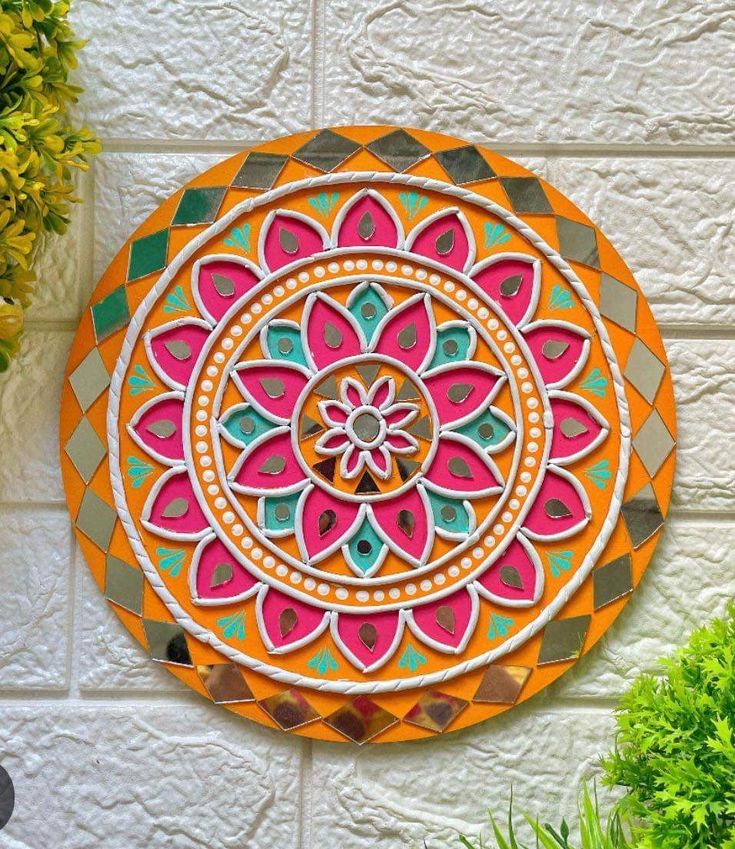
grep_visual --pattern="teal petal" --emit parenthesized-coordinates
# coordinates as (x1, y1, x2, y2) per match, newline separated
(347, 283, 390, 344)
(484, 222, 511, 248)
(487, 613, 514, 641)
(262, 322, 308, 367)
(428, 322, 474, 369)
(585, 459, 612, 490)
(398, 643, 427, 672)
(345, 517, 386, 576)
(156, 547, 186, 578)
(128, 363, 154, 396)
(455, 407, 514, 451)
(581, 368, 608, 398)
(308, 192, 340, 218)
(223, 224, 251, 253)
(162, 284, 190, 314)
(398, 191, 428, 221)
(548, 550, 573, 578)
(261, 491, 303, 536)
(548, 284, 574, 311)
(307, 647, 339, 675)
(217, 611, 246, 641)
(126, 455, 154, 489)
(220, 404, 277, 446)
(428, 492, 471, 537)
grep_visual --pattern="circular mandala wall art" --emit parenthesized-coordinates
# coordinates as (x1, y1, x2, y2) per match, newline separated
(61, 127, 676, 743)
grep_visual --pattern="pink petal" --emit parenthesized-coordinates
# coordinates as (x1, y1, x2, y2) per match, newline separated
(335, 190, 402, 248)
(298, 487, 362, 563)
(233, 362, 309, 422)
(129, 393, 184, 463)
(341, 377, 366, 408)
(407, 210, 474, 272)
(470, 256, 540, 327)
(319, 400, 349, 426)
(425, 435, 503, 495)
(341, 445, 363, 479)
(475, 536, 543, 606)
(191, 536, 259, 604)
(523, 321, 590, 388)
(303, 294, 364, 371)
(260, 212, 327, 273)
(384, 404, 418, 428)
(367, 446, 391, 479)
(143, 469, 209, 539)
(316, 429, 350, 455)
(549, 392, 609, 464)
(385, 432, 417, 453)
(373, 293, 434, 373)
(193, 258, 261, 322)
(332, 611, 403, 672)
(145, 320, 211, 389)
(423, 364, 504, 427)
(257, 587, 329, 652)
(230, 430, 306, 494)
(368, 375, 394, 409)
(523, 467, 591, 540)
(371, 487, 433, 566)
(408, 587, 479, 653)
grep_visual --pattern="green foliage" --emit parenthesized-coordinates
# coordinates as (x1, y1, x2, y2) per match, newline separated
(0, 0, 99, 368)
(458, 785, 631, 849)
(602, 603, 735, 849)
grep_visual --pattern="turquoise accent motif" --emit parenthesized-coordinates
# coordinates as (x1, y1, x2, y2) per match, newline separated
(548, 550, 573, 578)
(162, 284, 190, 314)
(156, 547, 186, 578)
(126, 455, 154, 489)
(220, 404, 276, 447)
(348, 283, 390, 343)
(346, 518, 385, 575)
(217, 611, 246, 641)
(585, 459, 612, 490)
(455, 408, 513, 451)
(548, 284, 574, 310)
(128, 364, 154, 396)
(428, 324, 473, 369)
(428, 492, 471, 537)
(484, 222, 511, 248)
(224, 223, 251, 252)
(398, 190, 428, 220)
(581, 368, 608, 398)
(487, 613, 514, 641)
(398, 643, 427, 672)
(307, 647, 339, 675)
(262, 492, 302, 535)
(308, 191, 340, 218)
(264, 323, 308, 367)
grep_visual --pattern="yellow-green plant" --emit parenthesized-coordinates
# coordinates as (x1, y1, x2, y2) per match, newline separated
(0, 0, 99, 369)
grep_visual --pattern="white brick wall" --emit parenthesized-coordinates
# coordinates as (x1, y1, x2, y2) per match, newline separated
(0, 1, 733, 845)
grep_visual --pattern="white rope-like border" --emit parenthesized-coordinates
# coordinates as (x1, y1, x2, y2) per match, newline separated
(107, 171, 631, 695)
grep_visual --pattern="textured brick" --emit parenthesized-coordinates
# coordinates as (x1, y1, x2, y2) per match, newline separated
(310, 707, 616, 848)
(0, 331, 73, 503)
(72, 0, 312, 142)
(79, 564, 185, 693)
(549, 158, 735, 327)
(93, 153, 223, 279)
(555, 519, 735, 698)
(0, 508, 71, 689)
(322, 1, 735, 145)
(0, 704, 302, 849)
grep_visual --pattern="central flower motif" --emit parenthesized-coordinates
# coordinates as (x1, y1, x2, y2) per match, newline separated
(316, 374, 420, 483)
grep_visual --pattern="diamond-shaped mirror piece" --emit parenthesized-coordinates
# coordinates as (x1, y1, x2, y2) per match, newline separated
(232, 152, 289, 189)
(293, 129, 361, 172)
(91, 285, 130, 343)
(258, 688, 320, 730)
(556, 216, 599, 268)
(435, 146, 495, 185)
(76, 489, 117, 551)
(593, 554, 633, 610)
(172, 187, 227, 226)
(127, 228, 169, 282)
(324, 696, 398, 744)
(69, 348, 110, 412)
(538, 615, 590, 665)
(473, 664, 531, 704)
(366, 129, 431, 172)
(621, 482, 664, 549)
(624, 339, 666, 404)
(403, 690, 468, 733)
(501, 177, 552, 214)
(65, 417, 106, 483)
(633, 409, 675, 477)
(600, 274, 638, 333)
(104, 554, 144, 616)
(143, 619, 193, 666)
(197, 663, 255, 704)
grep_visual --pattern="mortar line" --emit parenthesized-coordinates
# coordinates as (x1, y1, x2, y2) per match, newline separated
(298, 739, 314, 849)
(67, 537, 83, 699)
